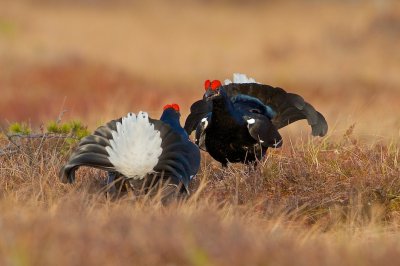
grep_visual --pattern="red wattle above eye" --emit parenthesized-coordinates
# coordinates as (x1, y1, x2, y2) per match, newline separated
(163, 104, 172, 110)
(211, 80, 222, 90)
(171, 104, 180, 111)
(204, 80, 211, 90)
(163, 104, 180, 111)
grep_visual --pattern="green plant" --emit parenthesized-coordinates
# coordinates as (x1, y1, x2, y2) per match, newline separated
(46, 120, 89, 139)
(8, 122, 32, 135)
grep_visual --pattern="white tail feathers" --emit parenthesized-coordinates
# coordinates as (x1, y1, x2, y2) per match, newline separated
(224, 73, 258, 85)
(105, 112, 162, 179)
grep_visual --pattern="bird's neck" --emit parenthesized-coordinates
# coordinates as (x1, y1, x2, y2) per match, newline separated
(211, 92, 240, 127)
(160, 113, 180, 127)
(160, 111, 188, 139)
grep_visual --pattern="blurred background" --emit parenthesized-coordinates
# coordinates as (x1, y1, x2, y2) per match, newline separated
(1, 0, 399, 140)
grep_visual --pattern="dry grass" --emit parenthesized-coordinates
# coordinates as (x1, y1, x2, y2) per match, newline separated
(0, 129, 400, 265)
(1, 1, 400, 265)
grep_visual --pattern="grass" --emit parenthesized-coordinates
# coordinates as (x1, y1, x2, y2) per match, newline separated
(0, 128, 399, 265)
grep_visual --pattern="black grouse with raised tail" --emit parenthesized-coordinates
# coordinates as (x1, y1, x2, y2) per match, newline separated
(184, 74, 328, 166)
(60, 104, 200, 196)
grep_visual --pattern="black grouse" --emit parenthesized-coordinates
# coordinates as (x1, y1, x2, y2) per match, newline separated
(184, 74, 328, 166)
(60, 104, 200, 196)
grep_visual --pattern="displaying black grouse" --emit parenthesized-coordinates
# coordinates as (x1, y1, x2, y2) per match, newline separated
(60, 104, 200, 196)
(184, 74, 328, 166)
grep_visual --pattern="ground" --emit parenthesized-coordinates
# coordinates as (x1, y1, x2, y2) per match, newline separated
(0, 1, 400, 265)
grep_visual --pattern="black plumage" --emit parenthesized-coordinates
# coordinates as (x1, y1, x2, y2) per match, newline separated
(60, 104, 200, 195)
(184, 78, 328, 166)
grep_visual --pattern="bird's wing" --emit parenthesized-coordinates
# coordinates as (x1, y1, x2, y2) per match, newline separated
(224, 83, 328, 137)
(232, 94, 276, 119)
(153, 118, 200, 191)
(59, 118, 122, 183)
(184, 141, 201, 182)
(232, 95, 282, 148)
(242, 113, 282, 148)
(184, 100, 212, 135)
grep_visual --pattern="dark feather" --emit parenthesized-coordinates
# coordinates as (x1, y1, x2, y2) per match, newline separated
(184, 100, 212, 134)
(243, 114, 282, 148)
(223, 83, 328, 136)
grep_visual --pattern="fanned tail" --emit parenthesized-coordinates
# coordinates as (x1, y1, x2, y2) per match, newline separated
(59, 118, 121, 183)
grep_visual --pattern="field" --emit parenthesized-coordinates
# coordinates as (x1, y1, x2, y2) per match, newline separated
(1, 0, 400, 265)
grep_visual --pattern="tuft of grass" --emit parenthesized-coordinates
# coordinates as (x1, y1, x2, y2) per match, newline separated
(46, 120, 89, 139)
(68, 120, 90, 139)
(8, 122, 32, 135)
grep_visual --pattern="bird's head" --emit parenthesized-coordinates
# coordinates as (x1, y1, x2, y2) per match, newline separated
(161, 103, 187, 135)
(162, 103, 181, 118)
(203, 79, 223, 101)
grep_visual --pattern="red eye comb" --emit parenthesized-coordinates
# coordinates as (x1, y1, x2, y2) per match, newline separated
(211, 80, 222, 90)
(204, 80, 211, 90)
(171, 103, 180, 111)
(163, 104, 180, 112)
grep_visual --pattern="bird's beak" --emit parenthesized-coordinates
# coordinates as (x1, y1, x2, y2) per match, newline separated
(203, 88, 220, 101)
